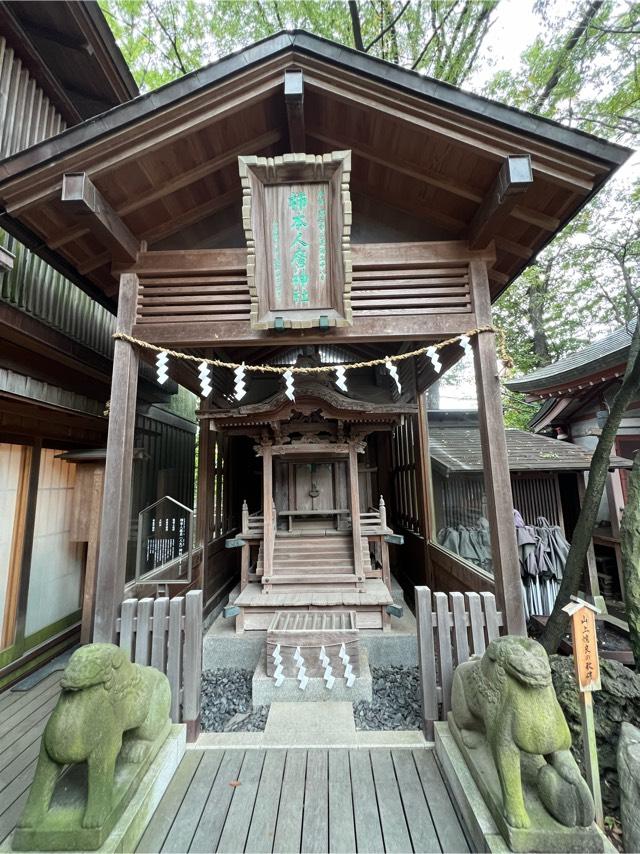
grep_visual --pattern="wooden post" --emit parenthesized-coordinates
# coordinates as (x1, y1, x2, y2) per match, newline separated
(196, 420, 212, 591)
(348, 443, 364, 581)
(470, 260, 526, 636)
(562, 597, 604, 829)
(80, 466, 105, 643)
(416, 394, 436, 587)
(262, 444, 274, 581)
(577, 473, 605, 610)
(93, 273, 139, 643)
(3, 441, 41, 650)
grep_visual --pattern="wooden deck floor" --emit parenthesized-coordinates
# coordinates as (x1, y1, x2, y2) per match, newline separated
(0, 671, 63, 845)
(0, 675, 469, 853)
(137, 747, 469, 854)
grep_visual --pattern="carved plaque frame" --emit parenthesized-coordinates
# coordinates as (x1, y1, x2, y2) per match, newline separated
(239, 151, 352, 330)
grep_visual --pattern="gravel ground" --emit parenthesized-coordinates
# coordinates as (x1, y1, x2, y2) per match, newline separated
(354, 666, 422, 730)
(201, 669, 268, 732)
(201, 665, 422, 732)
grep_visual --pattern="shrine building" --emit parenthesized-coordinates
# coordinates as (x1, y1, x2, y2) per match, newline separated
(0, 29, 631, 654)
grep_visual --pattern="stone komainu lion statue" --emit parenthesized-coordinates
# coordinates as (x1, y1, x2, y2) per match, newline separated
(18, 643, 171, 830)
(451, 635, 595, 830)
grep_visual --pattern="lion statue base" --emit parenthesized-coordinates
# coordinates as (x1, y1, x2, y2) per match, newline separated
(12, 643, 171, 852)
(448, 636, 604, 853)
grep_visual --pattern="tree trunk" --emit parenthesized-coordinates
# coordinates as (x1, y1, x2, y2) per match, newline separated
(528, 265, 552, 366)
(620, 451, 640, 663)
(540, 319, 640, 652)
(348, 1, 365, 51)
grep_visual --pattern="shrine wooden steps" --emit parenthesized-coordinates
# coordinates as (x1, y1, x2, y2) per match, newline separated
(256, 534, 370, 588)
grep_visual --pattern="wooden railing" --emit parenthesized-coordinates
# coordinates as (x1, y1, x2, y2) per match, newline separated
(415, 586, 505, 739)
(116, 590, 203, 740)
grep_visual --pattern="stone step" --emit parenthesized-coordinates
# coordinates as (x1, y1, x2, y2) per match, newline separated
(265, 573, 362, 585)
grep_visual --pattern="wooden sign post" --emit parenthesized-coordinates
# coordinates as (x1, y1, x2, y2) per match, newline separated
(562, 596, 604, 828)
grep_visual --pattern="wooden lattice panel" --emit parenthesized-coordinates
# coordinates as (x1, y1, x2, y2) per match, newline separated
(266, 609, 359, 677)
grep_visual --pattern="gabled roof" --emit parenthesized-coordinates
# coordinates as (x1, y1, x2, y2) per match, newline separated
(429, 423, 630, 474)
(0, 1, 138, 123)
(507, 322, 634, 395)
(0, 30, 632, 311)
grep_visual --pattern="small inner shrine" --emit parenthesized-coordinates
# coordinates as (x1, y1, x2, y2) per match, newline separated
(202, 355, 416, 633)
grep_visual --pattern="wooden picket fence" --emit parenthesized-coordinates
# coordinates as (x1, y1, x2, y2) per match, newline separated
(415, 586, 506, 739)
(116, 589, 203, 740)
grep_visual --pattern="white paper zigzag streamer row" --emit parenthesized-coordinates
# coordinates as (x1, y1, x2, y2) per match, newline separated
(272, 643, 284, 687)
(385, 359, 401, 394)
(319, 645, 335, 690)
(156, 351, 169, 385)
(294, 647, 308, 691)
(234, 363, 247, 401)
(335, 365, 348, 392)
(339, 643, 355, 688)
(426, 346, 442, 373)
(198, 361, 212, 398)
(459, 335, 472, 357)
(284, 369, 295, 401)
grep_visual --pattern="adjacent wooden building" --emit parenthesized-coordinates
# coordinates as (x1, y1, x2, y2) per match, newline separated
(0, 28, 631, 646)
(0, 1, 196, 686)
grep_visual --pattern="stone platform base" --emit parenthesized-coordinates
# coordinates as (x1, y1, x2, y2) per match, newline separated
(252, 648, 372, 706)
(203, 580, 417, 671)
(435, 721, 611, 854)
(8, 725, 185, 853)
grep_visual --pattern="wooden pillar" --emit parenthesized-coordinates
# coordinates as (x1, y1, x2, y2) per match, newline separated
(416, 396, 436, 587)
(262, 444, 274, 580)
(3, 441, 41, 649)
(470, 260, 526, 636)
(93, 273, 139, 643)
(196, 420, 212, 591)
(348, 443, 364, 581)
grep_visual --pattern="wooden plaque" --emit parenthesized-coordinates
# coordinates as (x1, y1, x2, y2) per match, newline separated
(239, 151, 352, 330)
(569, 605, 601, 692)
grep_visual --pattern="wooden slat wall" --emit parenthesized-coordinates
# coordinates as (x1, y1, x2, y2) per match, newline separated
(391, 414, 421, 534)
(135, 255, 472, 327)
(0, 37, 65, 159)
(414, 585, 505, 739)
(434, 471, 562, 530)
(116, 590, 203, 740)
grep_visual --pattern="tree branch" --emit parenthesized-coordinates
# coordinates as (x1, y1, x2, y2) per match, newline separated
(349, 0, 365, 51)
(366, 0, 410, 50)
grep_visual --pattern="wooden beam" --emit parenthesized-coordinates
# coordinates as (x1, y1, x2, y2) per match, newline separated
(285, 69, 305, 152)
(196, 421, 213, 590)
(348, 443, 364, 581)
(262, 444, 274, 580)
(50, 129, 281, 251)
(468, 155, 533, 250)
(470, 260, 526, 635)
(62, 172, 140, 263)
(93, 273, 140, 643)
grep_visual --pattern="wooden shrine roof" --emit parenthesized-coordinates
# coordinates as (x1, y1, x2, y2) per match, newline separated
(0, 1, 138, 123)
(507, 322, 634, 397)
(0, 30, 631, 312)
(429, 423, 631, 474)
(202, 378, 417, 429)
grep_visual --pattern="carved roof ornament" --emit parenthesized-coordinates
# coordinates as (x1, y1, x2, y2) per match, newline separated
(238, 151, 352, 330)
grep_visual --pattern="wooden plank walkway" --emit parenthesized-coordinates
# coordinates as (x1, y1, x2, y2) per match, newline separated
(137, 747, 470, 854)
(0, 675, 470, 853)
(0, 671, 62, 846)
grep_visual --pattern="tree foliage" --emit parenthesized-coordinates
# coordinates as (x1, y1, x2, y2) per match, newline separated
(99, 0, 499, 92)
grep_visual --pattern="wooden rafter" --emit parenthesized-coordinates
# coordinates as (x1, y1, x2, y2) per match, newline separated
(62, 172, 140, 263)
(284, 69, 305, 152)
(468, 155, 534, 250)
(50, 130, 281, 251)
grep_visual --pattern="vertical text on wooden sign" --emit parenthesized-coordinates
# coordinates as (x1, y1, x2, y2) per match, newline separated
(572, 607, 601, 692)
(265, 182, 331, 311)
